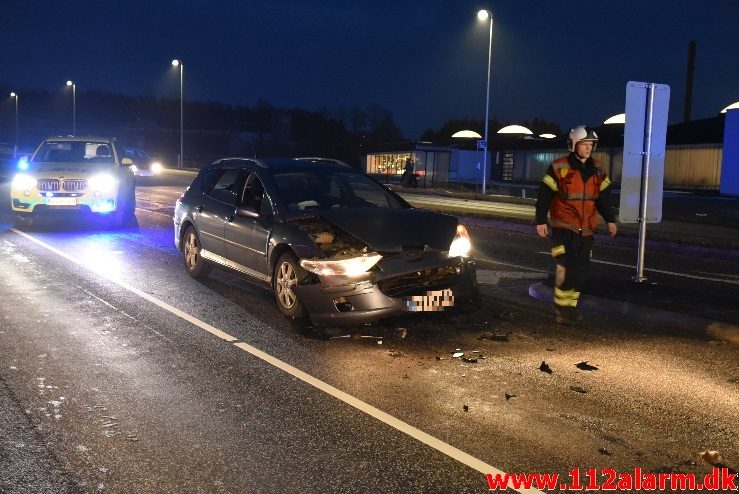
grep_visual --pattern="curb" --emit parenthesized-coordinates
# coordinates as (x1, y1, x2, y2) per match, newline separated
(528, 281, 739, 345)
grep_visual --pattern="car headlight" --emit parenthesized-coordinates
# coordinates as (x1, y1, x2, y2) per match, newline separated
(88, 173, 117, 192)
(300, 253, 382, 276)
(448, 224, 472, 257)
(12, 173, 36, 190)
(151, 162, 162, 173)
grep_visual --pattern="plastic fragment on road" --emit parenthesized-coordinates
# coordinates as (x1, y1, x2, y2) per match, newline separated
(395, 327, 407, 339)
(462, 357, 478, 363)
(539, 361, 553, 374)
(599, 447, 612, 455)
(575, 361, 599, 371)
(452, 352, 464, 358)
(569, 386, 588, 394)
(505, 393, 516, 401)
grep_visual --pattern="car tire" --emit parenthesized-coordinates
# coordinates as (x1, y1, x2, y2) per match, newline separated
(123, 186, 136, 219)
(107, 186, 135, 228)
(182, 226, 211, 278)
(273, 252, 308, 319)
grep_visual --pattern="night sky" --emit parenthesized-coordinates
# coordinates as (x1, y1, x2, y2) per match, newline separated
(2, 0, 738, 138)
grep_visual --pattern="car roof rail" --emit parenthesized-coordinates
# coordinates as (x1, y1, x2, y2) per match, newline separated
(292, 157, 351, 167)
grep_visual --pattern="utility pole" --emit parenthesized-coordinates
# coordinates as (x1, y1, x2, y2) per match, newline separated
(683, 40, 696, 123)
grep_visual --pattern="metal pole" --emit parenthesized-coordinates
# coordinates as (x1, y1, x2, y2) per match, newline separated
(72, 84, 76, 136)
(635, 83, 655, 283)
(179, 64, 184, 169)
(481, 13, 492, 195)
(12, 93, 18, 159)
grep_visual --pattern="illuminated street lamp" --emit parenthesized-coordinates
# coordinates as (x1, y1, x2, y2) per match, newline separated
(172, 59, 184, 168)
(10, 92, 18, 158)
(604, 113, 626, 124)
(477, 9, 493, 194)
(66, 80, 76, 135)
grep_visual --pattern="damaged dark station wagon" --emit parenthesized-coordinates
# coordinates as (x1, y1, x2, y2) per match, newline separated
(173, 158, 477, 325)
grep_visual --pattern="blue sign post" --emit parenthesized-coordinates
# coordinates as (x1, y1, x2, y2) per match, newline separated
(720, 110, 739, 197)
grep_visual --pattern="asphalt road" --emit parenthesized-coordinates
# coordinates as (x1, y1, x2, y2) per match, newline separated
(0, 171, 737, 493)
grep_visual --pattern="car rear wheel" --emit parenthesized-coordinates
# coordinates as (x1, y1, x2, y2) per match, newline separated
(182, 226, 211, 278)
(273, 252, 307, 319)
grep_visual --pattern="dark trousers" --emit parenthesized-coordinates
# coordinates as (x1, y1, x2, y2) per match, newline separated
(550, 228, 593, 307)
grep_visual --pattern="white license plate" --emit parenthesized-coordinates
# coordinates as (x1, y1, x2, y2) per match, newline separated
(403, 288, 454, 312)
(46, 197, 77, 206)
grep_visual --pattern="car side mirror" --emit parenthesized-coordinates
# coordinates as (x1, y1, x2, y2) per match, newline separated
(236, 206, 260, 219)
(121, 157, 134, 166)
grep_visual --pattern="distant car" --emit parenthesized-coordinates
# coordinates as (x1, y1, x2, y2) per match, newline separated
(10, 136, 136, 226)
(173, 158, 477, 326)
(125, 148, 163, 176)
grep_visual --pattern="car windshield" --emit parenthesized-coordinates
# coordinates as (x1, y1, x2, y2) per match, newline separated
(272, 170, 405, 210)
(33, 141, 115, 164)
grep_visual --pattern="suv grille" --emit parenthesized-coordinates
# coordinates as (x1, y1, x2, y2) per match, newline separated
(37, 179, 88, 192)
(377, 265, 459, 297)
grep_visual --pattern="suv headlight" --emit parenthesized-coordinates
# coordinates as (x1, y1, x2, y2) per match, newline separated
(448, 224, 472, 257)
(89, 174, 117, 193)
(12, 173, 36, 191)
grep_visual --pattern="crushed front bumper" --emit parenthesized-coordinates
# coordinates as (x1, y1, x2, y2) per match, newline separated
(293, 255, 477, 326)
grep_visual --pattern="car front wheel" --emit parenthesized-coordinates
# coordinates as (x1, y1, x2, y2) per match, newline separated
(273, 252, 307, 319)
(182, 226, 211, 278)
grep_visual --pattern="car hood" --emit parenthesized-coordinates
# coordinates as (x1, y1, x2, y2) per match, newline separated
(30, 162, 115, 175)
(316, 207, 458, 252)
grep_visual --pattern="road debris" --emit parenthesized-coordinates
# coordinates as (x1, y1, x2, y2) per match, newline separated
(599, 447, 612, 456)
(505, 393, 516, 401)
(699, 450, 722, 465)
(462, 357, 478, 363)
(477, 332, 510, 342)
(463, 404, 469, 412)
(575, 361, 599, 371)
(539, 361, 553, 374)
(452, 352, 464, 358)
(436, 356, 445, 360)
(388, 351, 403, 358)
(570, 386, 588, 394)
(395, 327, 407, 339)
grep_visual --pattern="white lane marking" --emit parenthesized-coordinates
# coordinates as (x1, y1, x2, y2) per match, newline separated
(693, 271, 739, 280)
(537, 251, 739, 285)
(11, 228, 538, 493)
(11, 228, 237, 343)
(476, 256, 549, 273)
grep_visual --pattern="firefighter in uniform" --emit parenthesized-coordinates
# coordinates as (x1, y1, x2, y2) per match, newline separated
(535, 126, 617, 324)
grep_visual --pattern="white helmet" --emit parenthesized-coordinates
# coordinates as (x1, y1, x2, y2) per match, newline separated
(567, 126, 598, 152)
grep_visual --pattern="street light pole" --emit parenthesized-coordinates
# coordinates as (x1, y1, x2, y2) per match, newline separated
(477, 9, 493, 195)
(66, 80, 76, 135)
(172, 59, 183, 169)
(10, 92, 18, 159)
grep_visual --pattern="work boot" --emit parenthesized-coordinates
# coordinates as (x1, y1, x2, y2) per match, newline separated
(554, 305, 582, 325)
